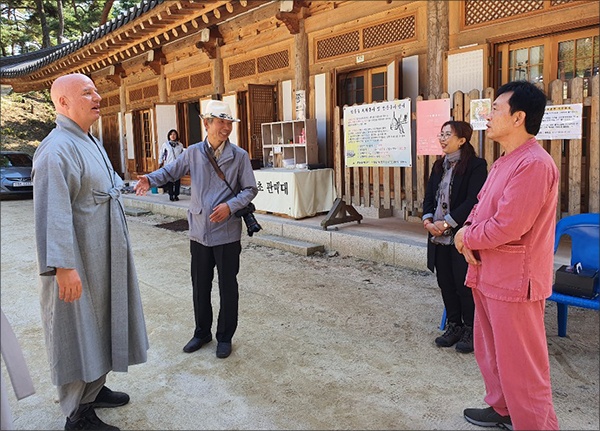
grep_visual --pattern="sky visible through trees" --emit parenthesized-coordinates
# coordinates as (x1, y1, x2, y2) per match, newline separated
(0, 0, 140, 57)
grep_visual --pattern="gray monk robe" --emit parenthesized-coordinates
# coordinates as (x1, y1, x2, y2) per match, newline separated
(33, 114, 148, 387)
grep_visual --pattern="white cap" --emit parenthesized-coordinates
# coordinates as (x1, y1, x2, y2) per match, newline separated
(200, 100, 240, 122)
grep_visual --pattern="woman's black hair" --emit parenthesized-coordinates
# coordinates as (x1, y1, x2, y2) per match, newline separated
(433, 120, 476, 176)
(167, 129, 179, 141)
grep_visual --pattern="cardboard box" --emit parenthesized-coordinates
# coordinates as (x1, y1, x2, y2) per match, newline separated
(554, 265, 599, 298)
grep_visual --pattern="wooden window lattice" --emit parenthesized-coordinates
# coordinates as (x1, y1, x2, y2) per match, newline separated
(129, 85, 157, 103)
(317, 31, 360, 60)
(550, 0, 574, 5)
(129, 88, 143, 102)
(143, 85, 158, 99)
(363, 16, 415, 49)
(100, 94, 120, 108)
(229, 59, 256, 80)
(316, 15, 416, 61)
(171, 76, 190, 93)
(257, 50, 290, 74)
(464, 0, 544, 27)
(190, 71, 211, 88)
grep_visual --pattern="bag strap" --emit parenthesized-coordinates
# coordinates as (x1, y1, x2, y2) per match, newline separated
(206, 145, 235, 194)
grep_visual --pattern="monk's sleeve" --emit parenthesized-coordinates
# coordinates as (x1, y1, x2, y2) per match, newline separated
(33, 150, 81, 276)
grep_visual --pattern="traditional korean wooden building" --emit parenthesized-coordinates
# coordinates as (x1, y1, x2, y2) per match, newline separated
(1, 0, 598, 218)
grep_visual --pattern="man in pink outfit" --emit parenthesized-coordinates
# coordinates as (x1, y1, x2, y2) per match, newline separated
(454, 80, 559, 431)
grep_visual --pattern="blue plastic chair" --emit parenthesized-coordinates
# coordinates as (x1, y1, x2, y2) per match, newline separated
(547, 213, 600, 337)
(439, 308, 447, 330)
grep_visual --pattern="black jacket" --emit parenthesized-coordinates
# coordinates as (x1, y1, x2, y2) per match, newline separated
(423, 156, 488, 272)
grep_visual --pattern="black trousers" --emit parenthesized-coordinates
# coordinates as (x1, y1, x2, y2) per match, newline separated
(434, 243, 475, 327)
(190, 240, 241, 342)
(164, 179, 181, 198)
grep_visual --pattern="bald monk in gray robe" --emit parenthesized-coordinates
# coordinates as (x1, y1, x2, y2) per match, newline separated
(32, 73, 148, 431)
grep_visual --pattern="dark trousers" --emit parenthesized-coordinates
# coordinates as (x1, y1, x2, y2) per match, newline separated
(164, 179, 181, 198)
(190, 240, 241, 342)
(434, 244, 475, 327)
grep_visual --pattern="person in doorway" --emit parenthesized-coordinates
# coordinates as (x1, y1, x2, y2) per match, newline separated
(134, 99, 258, 359)
(32, 73, 149, 431)
(159, 129, 185, 201)
(422, 120, 487, 353)
(454, 81, 559, 430)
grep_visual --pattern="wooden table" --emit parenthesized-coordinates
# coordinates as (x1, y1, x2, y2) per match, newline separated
(253, 168, 335, 219)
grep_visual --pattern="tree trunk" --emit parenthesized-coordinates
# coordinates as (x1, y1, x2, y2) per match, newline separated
(99, 0, 115, 25)
(426, 0, 448, 98)
(34, 0, 52, 48)
(57, 0, 65, 44)
(71, 0, 84, 36)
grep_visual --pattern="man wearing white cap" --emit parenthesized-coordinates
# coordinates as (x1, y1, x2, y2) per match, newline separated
(135, 99, 258, 359)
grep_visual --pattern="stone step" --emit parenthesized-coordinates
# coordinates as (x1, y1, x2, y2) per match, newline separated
(125, 206, 152, 216)
(249, 234, 325, 256)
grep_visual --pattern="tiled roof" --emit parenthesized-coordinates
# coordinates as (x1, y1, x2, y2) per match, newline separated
(0, 0, 163, 79)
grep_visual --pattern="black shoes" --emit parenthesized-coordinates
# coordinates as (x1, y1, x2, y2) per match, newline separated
(66, 387, 128, 430)
(65, 406, 119, 430)
(174, 196, 179, 201)
(183, 335, 230, 357)
(183, 335, 212, 353)
(464, 406, 513, 430)
(435, 322, 464, 348)
(216, 342, 232, 358)
(92, 386, 130, 408)
(455, 325, 474, 353)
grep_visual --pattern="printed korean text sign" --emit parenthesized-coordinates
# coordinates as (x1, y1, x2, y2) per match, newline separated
(470, 99, 491, 131)
(536, 103, 583, 140)
(416, 99, 451, 156)
(344, 99, 412, 167)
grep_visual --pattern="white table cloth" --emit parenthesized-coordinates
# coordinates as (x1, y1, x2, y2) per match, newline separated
(253, 168, 335, 219)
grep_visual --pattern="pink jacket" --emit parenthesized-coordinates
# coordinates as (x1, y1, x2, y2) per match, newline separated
(463, 138, 559, 302)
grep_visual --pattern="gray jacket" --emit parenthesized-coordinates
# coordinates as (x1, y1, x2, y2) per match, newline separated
(146, 138, 258, 246)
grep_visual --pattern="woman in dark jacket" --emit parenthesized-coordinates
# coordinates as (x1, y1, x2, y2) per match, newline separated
(422, 120, 487, 353)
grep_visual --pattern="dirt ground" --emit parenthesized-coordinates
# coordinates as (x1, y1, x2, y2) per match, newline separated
(1, 198, 599, 430)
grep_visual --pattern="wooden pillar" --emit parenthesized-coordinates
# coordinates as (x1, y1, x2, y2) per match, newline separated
(157, 73, 167, 102)
(427, 0, 448, 98)
(295, 18, 309, 118)
(119, 84, 129, 179)
(214, 39, 224, 96)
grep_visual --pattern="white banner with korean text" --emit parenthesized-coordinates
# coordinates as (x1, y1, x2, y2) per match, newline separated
(344, 99, 412, 167)
(536, 103, 583, 140)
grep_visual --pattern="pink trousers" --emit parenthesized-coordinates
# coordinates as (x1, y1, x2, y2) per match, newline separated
(473, 288, 559, 430)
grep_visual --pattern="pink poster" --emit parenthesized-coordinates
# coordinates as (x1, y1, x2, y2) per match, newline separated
(416, 99, 451, 156)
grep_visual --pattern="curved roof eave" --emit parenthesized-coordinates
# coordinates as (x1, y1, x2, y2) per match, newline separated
(0, 0, 163, 79)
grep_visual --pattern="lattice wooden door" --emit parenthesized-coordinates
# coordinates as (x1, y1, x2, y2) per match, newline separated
(247, 84, 276, 160)
(101, 113, 122, 177)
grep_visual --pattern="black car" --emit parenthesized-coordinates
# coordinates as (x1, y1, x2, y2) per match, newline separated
(1, 151, 34, 198)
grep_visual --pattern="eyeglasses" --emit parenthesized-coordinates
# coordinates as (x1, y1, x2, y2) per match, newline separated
(437, 133, 453, 140)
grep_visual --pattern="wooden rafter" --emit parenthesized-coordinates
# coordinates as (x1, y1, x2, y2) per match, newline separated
(106, 63, 126, 86)
(2, 0, 251, 90)
(276, 0, 309, 35)
(144, 48, 167, 75)
(195, 26, 223, 59)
